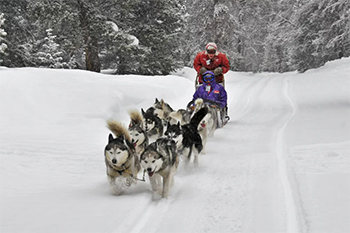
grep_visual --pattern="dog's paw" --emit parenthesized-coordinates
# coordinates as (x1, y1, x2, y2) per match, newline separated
(111, 185, 123, 196)
(125, 177, 134, 187)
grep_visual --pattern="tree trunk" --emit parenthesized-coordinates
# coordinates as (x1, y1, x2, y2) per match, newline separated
(77, 0, 100, 72)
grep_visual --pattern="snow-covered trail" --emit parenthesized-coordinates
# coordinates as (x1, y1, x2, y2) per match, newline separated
(108, 75, 301, 233)
(1, 60, 349, 233)
(222, 75, 299, 233)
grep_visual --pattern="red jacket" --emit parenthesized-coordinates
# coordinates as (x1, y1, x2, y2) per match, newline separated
(193, 51, 230, 83)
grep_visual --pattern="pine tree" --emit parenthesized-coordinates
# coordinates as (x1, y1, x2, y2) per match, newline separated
(34, 28, 67, 68)
(260, 0, 300, 72)
(0, 13, 7, 61)
(0, 0, 35, 67)
(115, 0, 185, 75)
(293, 0, 350, 72)
(28, 0, 85, 69)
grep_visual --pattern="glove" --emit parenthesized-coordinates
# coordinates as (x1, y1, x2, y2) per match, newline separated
(214, 67, 223, 76)
(199, 67, 207, 75)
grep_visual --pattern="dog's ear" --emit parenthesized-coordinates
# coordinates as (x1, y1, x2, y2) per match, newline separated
(117, 134, 125, 141)
(155, 141, 164, 154)
(129, 119, 136, 128)
(108, 133, 114, 142)
(155, 98, 159, 104)
(160, 99, 164, 105)
(141, 108, 145, 116)
(167, 121, 171, 128)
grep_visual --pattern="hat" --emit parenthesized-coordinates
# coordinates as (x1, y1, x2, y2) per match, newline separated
(205, 42, 217, 51)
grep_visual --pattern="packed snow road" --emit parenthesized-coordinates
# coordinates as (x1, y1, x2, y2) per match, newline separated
(1, 60, 349, 233)
(110, 75, 299, 233)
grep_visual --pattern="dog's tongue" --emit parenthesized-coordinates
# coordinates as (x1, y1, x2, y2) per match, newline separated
(201, 123, 206, 128)
(148, 171, 154, 177)
(133, 142, 137, 148)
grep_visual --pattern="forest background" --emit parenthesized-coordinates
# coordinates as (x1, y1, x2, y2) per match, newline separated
(0, 0, 349, 74)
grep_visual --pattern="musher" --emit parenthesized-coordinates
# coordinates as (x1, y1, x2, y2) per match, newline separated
(193, 42, 230, 90)
(192, 71, 230, 126)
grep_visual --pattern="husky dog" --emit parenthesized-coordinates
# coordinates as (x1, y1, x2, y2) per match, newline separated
(105, 119, 141, 195)
(197, 113, 211, 154)
(192, 98, 218, 137)
(168, 109, 192, 125)
(164, 121, 184, 151)
(141, 108, 163, 141)
(140, 138, 179, 198)
(166, 108, 209, 155)
(128, 110, 149, 156)
(152, 98, 174, 125)
(177, 107, 208, 167)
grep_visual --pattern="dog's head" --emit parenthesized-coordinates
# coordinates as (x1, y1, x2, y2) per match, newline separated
(164, 122, 183, 147)
(128, 123, 147, 149)
(105, 134, 130, 167)
(152, 98, 174, 119)
(140, 144, 164, 177)
(141, 108, 159, 132)
(152, 98, 163, 118)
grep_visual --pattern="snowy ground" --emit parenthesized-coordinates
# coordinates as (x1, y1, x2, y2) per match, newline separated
(0, 58, 349, 233)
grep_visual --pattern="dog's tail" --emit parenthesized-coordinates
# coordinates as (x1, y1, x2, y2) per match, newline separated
(194, 98, 204, 106)
(128, 109, 143, 126)
(190, 107, 208, 127)
(106, 119, 131, 142)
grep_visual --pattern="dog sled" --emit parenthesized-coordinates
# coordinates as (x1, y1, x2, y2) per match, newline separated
(186, 98, 229, 128)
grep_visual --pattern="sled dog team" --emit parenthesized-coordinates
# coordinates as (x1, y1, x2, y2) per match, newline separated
(104, 98, 226, 198)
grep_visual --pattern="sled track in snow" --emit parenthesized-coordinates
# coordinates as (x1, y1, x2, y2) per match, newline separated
(275, 78, 300, 233)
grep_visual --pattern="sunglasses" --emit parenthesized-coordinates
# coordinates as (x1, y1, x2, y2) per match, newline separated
(207, 50, 216, 54)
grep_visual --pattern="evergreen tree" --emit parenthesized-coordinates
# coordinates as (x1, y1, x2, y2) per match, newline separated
(183, 0, 220, 67)
(0, 0, 35, 67)
(260, 0, 300, 72)
(28, 0, 85, 69)
(0, 13, 7, 61)
(116, 0, 185, 75)
(33, 28, 68, 68)
(293, 0, 350, 72)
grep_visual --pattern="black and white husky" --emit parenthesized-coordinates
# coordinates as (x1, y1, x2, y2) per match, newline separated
(128, 110, 149, 156)
(105, 119, 141, 195)
(164, 121, 183, 151)
(166, 107, 208, 167)
(141, 108, 163, 141)
(192, 98, 218, 137)
(140, 138, 179, 198)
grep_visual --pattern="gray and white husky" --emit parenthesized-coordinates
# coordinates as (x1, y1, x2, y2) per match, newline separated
(168, 109, 192, 125)
(105, 119, 141, 195)
(152, 98, 174, 125)
(128, 110, 149, 156)
(140, 138, 179, 198)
